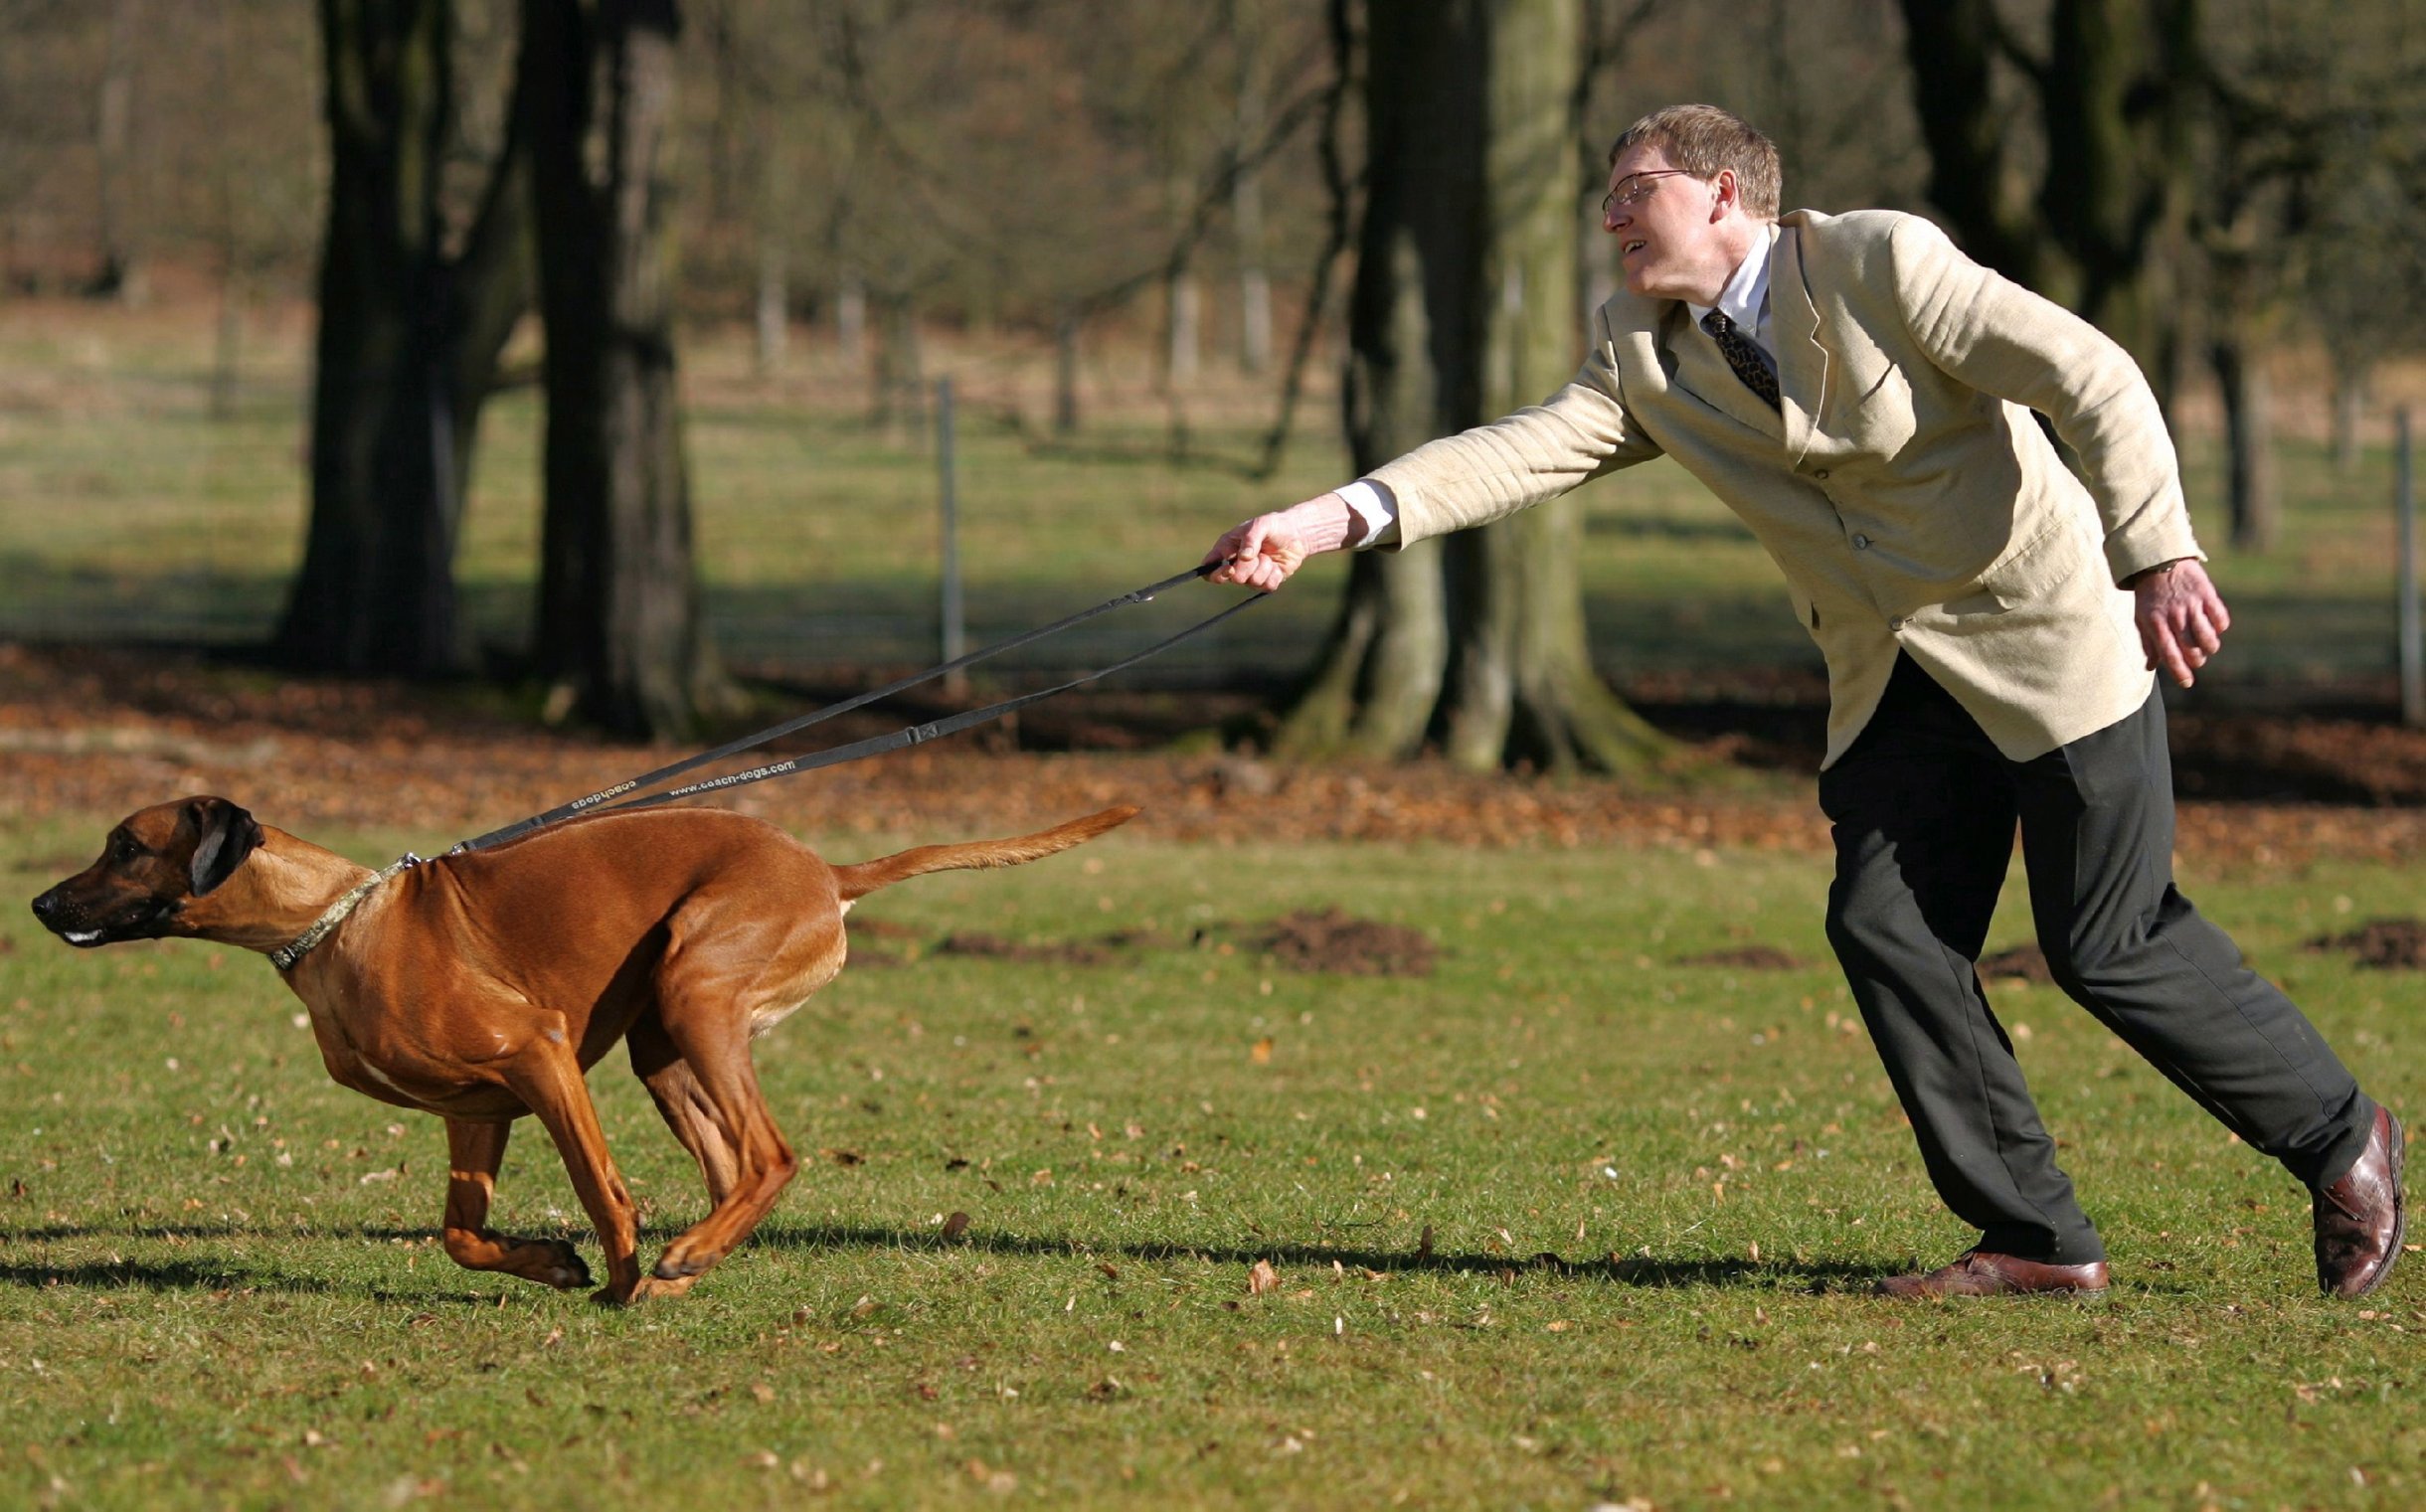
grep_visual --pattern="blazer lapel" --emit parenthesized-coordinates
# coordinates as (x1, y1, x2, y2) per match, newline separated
(1663, 302, 1786, 440)
(1773, 225, 1829, 467)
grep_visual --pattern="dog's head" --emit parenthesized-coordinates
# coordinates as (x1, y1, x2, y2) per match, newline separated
(31, 796, 263, 948)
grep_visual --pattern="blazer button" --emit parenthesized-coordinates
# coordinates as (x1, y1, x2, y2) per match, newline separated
(1851, 533, 1870, 550)
(1812, 469, 1830, 480)
(1887, 616, 1905, 631)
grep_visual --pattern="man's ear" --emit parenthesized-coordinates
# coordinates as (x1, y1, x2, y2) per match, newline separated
(186, 797, 263, 896)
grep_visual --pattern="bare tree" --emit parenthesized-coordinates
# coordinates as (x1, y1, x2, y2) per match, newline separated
(522, 0, 732, 739)
(1895, 0, 2199, 403)
(88, 0, 145, 300)
(1283, 0, 1667, 772)
(276, 0, 530, 676)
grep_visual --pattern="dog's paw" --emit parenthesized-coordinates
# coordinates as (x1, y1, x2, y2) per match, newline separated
(630, 1273, 700, 1302)
(524, 1240, 593, 1290)
(653, 1245, 713, 1280)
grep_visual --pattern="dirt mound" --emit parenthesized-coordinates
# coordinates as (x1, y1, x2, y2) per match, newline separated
(2306, 918, 2426, 969)
(1978, 943, 2055, 983)
(936, 931, 1113, 966)
(1674, 944, 1804, 970)
(1248, 907, 1436, 977)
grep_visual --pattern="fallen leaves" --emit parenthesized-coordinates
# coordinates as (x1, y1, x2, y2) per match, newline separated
(1247, 1260, 1280, 1296)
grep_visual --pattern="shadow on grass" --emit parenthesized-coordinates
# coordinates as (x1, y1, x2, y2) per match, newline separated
(2, 1218, 1888, 1295)
(737, 1222, 1890, 1293)
(0, 1257, 337, 1293)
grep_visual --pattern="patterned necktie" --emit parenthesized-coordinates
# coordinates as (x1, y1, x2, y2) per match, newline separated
(1702, 309, 1781, 414)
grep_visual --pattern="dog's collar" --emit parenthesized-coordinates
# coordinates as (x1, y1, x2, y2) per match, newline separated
(269, 854, 424, 972)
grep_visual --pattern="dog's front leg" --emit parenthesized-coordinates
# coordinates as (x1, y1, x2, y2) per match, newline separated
(440, 1117, 594, 1291)
(504, 1033, 657, 1305)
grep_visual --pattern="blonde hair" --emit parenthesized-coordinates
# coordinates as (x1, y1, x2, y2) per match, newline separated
(1609, 104, 1781, 219)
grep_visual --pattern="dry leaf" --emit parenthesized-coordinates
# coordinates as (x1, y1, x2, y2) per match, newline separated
(941, 1211, 970, 1241)
(1249, 1037, 1274, 1065)
(1248, 1260, 1281, 1295)
(1417, 1224, 1436, 1261)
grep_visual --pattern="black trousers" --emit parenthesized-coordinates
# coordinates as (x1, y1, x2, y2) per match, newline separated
(1819, 654, 2377, 1263)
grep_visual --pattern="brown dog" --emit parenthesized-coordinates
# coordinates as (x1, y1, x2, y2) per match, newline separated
(31, 795, 1134, 1303)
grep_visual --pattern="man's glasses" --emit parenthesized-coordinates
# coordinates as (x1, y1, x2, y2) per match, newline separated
(1601, 168, 1700, 215)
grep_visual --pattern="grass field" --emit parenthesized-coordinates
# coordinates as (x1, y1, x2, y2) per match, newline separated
(2, 299, 2420, 693)
(3, 812, 2419, 1508)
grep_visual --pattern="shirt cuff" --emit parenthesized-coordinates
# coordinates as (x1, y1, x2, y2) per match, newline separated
(1336, 480, 1401, 548)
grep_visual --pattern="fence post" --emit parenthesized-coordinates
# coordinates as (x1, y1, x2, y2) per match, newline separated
(2398, 408, 2422, 727)
(938, 376, 966, 700)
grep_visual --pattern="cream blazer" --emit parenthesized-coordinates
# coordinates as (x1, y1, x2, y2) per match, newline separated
(1367, 208, 2202, 767)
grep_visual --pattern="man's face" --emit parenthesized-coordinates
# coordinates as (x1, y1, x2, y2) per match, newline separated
(1602, 143, 1730, 302)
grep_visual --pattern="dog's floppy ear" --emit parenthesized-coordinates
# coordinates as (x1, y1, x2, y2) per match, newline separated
(185, 797, 263, 897)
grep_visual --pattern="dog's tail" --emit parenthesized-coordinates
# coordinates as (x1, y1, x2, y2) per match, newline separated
(831, 806, 1139, 902)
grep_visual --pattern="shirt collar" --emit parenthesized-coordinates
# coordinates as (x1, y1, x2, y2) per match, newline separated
(1688, 222, 1779, 342)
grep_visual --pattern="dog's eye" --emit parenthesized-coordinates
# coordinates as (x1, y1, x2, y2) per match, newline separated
(110, 835, 140, 862)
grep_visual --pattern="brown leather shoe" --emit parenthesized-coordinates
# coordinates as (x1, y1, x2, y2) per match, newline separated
(1874, 1251, 2111, 1299)
(2314, 1107, 2405, 1299)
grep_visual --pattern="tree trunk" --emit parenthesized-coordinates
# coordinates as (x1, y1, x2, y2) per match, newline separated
(1897, 0, 2198, 409)
(90, 0, 145, 303)
(1054, 310, 1082, 435)
(278, 0, 528, 677)
(1164, 267, 1201, 390)
(1235, 173, 1274, 375)
(870, 292, 923, 435)
(1279, 0, 1666, 772)
(2331, 353, 2365, 474)
(834, 273, 867, 364)
(754, 136, 788, 377)
(523, 0, 727, 740)
(2212, 330, 2278, 554)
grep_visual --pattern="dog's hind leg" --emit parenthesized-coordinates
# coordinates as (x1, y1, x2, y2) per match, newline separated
(640, 992, 800, 1286)
(628, 1009, 741, 1206)
(439, 1117, 595, 1291)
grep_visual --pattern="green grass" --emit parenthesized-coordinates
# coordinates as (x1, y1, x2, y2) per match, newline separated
(3, 813, 2419, 1507)
(5, 302, 2414, 691)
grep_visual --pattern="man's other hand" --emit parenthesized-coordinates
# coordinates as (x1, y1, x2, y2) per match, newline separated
(2132, 558, 2229, 688)
(1204, 494, 1355, 591)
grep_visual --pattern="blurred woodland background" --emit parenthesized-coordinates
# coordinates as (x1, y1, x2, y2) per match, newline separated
(2, 0, 2424, 771)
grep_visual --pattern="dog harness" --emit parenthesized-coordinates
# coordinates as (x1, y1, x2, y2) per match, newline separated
(269, 854, 424, 971)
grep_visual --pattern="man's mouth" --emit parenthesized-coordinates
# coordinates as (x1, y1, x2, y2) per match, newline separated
(1622, 239, 1647, 257)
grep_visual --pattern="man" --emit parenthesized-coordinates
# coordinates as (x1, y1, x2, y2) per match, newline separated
(1205, 104, 2402, 1299)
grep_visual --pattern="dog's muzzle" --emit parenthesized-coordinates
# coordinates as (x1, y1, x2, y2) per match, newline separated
(30, 885, 172, 947)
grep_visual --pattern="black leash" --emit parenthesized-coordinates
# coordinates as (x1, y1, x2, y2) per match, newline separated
(451, 563, 1254, 855)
